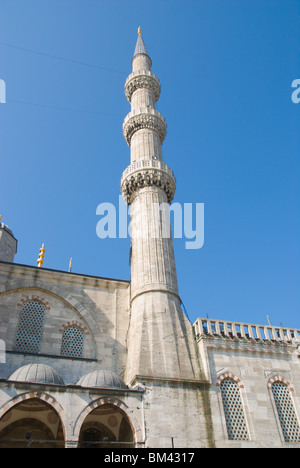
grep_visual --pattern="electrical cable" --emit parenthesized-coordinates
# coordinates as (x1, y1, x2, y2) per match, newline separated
(6, 98, 120, 116)
(0, 41, 126, 75)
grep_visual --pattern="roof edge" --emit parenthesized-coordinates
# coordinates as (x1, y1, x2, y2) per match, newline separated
(0, 260, 130, 285)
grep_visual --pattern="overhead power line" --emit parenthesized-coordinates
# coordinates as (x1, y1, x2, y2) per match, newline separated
(7, 98, 119, 116)
(0, 41, 126, 75)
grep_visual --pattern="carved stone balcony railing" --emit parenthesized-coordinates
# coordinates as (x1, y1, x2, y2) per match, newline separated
(121, 159, 176, 205)
(123, 108, 167, 145)
(194, 317, 300, 344)
(125, 70, 161, 103)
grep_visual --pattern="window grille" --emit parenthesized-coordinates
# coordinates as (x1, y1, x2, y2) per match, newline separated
(14, 300, 46, 353)
(61, 326, 84, 358)
(272, 382, 300, 443)
(220, 378, 249, 441)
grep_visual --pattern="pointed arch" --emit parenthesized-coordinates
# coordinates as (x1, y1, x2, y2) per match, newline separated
(0, 391, 71, 444)
(267, 375, 295, 392)
(268, 376, 300, 443)
(217, 371, 249, 441)
(216, 370, 245, 389)
(0, 282, 98, 359)
(73, 397, 143, 446)
(0, 281, 97, 333)
(0, 391, 64, 422)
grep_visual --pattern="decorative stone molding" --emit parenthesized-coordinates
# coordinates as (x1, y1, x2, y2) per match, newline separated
(125, 72, 161, 103)
(123, 109, 167, 146)
(59, 320, 90, 336)
(216, 371, 244, 389)
(0, 391, 65, 421)
(0, 391, 71, 442)
(73, 396, 144, 445)
(17, 295, 50, 311)
(0, 283, 99, 353)
(267, 375, 295, 392)
(121, 159, 176, 205)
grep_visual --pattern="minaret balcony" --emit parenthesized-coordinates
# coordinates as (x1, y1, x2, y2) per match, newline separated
(121, 159, 176, 205)
(123, 108, 167, 146)
(125, 70, 161, 103)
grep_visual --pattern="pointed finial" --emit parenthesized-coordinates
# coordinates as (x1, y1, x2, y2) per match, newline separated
(37, 243, 46, 268)
(133, 27, 150, 61)
(68, 257, 73, 273)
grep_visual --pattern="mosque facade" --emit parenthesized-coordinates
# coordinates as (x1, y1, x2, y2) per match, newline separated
(0, 31, 299, 449)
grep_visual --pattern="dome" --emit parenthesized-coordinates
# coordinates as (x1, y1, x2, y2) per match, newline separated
(9, 364, 64, 385)
(77, 369, 128, 390)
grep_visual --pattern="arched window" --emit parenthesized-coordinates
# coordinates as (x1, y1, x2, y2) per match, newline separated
(271, 381, 300, 443)
(14, 300, 46, 354)
(220, 378, 249, 441)
(60, 326, 84, 358)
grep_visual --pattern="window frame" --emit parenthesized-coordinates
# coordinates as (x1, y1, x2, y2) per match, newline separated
(219, 376, 250, 442)
(13, 299, 47, 354)
(60, 325, 85, 358)
(270, 379, 300, 444)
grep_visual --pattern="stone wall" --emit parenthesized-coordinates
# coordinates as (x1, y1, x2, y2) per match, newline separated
(195, 317, 300, 448)
(0, 262, 130, 385)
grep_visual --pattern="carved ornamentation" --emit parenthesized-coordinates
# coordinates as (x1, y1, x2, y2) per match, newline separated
(125, 73, 161, 103)
(123, 111, 167, 146)
(121, 160, 176, 205)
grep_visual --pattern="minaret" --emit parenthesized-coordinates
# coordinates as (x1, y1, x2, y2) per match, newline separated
(122, 29, 201, 385)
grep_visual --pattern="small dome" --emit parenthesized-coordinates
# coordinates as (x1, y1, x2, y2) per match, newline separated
(9, 364, 64, 385)
(77, 369, 127, 390)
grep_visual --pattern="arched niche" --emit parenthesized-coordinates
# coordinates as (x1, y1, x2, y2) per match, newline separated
(0, 397, 65, 448)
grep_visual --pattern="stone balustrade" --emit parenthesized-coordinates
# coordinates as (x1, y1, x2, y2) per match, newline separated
(123, 108, 167, 145)
(194, 317, 300, 343)
(121, 159, 175, 181)
(124, 70, 161, 103)
(121, 159, 176, 205)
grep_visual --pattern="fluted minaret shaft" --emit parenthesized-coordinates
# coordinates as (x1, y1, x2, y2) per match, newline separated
(125, 54, 163, 164)
(122, 31, 177, 301)
(122, 30, 201, 385)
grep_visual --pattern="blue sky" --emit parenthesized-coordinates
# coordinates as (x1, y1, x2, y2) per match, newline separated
(0, 0, 299, 327)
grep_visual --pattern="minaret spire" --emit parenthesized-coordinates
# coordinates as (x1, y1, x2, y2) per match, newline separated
(121, 30, 201, 385)
(133, 27, 150, 62)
